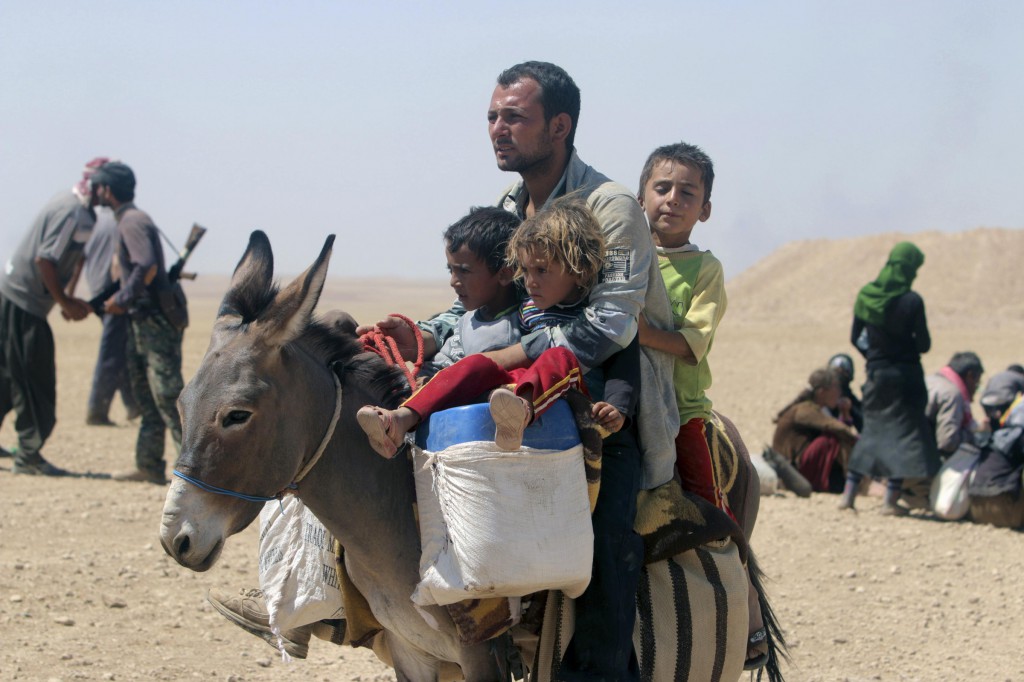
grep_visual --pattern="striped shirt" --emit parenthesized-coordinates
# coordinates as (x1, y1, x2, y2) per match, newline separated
(518, 297, 587, 333)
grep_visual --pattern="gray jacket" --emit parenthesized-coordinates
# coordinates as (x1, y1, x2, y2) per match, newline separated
(0, 190, 95, 318)
(925, 372, 975, 455)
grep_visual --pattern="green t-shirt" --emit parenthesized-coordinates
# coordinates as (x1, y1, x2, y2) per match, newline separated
(657, 245, 727, 423)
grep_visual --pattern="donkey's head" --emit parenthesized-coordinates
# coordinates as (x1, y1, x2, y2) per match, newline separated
(160, 231, 338, 571)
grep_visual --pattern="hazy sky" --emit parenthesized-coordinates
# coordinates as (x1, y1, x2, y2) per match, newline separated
(2, 1, 1021, 285)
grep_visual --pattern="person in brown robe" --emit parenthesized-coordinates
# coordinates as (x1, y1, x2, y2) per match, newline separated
(772, 367, 858, 493)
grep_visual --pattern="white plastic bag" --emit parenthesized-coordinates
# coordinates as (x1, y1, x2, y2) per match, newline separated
(411, 440, 594, 607)
(750, 451, 778, 496)
(929, 446, 980, 520)
(258, 496, 345, 635)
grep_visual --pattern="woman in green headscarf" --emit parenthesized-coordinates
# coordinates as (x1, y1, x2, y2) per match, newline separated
(852, 242, 925, 326)
(840, 242, 938, 515)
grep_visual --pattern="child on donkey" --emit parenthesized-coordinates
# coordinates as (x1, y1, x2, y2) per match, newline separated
(357, 197, 632, 456)
(637, 142, 768, 670)
(414, 206, 523, 383)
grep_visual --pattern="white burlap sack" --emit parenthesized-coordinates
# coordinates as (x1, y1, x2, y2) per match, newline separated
(411, 440, 593, 607)
(258, 497, 345, 635)
(930, 447, 980, 520)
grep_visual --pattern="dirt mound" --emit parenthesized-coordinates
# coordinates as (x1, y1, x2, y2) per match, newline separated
(727, 227, 1024, 329)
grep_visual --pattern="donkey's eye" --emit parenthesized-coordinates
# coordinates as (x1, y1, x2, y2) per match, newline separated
(222, 410, 252, 427)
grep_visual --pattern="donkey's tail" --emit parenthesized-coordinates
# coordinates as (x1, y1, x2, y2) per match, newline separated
(748, 549, 788, 682)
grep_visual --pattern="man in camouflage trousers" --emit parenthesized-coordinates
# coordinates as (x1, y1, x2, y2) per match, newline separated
(91, 162, 184, 484)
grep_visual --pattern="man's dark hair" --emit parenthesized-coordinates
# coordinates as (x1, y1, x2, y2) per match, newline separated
(444, 207, 521, 273)
(497, 61, 581, 152)
(92, 161, 136, 202)
(949, 351, 984, 379)
(638, 142, 715, 205)
(1008, 364, 1024, 375)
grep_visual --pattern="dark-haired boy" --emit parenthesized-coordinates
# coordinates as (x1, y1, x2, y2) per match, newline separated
(419, 206, 522, 379)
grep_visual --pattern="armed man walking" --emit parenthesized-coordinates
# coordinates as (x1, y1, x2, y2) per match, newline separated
(91, 162, 186, 484)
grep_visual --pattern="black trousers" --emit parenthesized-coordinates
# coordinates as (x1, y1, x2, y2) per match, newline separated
(559, 428, 644, 682)
(0, 295, 56, 461)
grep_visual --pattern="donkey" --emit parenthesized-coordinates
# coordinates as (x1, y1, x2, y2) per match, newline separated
(160, 231, 781, 680)
(159, 231, 504, 679)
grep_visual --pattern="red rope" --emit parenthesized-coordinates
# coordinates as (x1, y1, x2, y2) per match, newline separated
(358, 314, 424, 388)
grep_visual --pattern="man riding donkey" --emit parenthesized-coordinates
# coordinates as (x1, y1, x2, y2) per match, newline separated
(208, 62, 780, 679)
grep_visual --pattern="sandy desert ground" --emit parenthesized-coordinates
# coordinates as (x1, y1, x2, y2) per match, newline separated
(2, 227, 1022, 681)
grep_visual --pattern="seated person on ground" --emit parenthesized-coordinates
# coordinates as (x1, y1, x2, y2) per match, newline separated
(979, 364, 1024, 432)
(771, 367, 858, 493)
(827, 353, 863, 432)
(357, 198, 633, 457)
(925, 351, 984, 459)
(969, 391, 1024, 529)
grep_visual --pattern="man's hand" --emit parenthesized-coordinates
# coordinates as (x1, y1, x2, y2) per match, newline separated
(60, 297, 91, 321)
(591, 401, 625, 434)
(356, 316, 437, 358)
(37, 256, 90, 322)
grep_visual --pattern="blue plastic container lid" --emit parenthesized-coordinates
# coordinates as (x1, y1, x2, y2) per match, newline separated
(414, 399, 581, 451)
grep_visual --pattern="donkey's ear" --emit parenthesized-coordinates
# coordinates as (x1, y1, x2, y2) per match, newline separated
(257, 234, 335, 348)
(218, 231, 275, 320)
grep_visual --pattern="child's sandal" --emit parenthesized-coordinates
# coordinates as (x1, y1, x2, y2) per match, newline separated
(743, 626, 769, 671)
(489, 388, 532, 451)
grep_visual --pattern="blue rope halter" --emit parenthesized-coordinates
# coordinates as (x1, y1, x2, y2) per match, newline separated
(172, 470, 294, 503)
(172, 370, 344, 510)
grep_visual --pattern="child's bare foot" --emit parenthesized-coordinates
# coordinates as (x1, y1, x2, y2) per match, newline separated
(489, 388, 532, 451)
(356, 406, 411, 459)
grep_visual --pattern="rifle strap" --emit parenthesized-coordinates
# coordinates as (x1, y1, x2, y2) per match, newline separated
(155, 228, 182, 257)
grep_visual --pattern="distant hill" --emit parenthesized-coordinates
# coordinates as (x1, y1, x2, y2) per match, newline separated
(726, 227, 1024, 329)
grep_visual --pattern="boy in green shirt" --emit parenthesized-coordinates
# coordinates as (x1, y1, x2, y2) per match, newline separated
(637, 142, 769, 670)
(636, 142, 728, 515)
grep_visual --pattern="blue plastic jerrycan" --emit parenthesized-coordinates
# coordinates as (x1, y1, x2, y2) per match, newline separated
(414, 399, 581, 452)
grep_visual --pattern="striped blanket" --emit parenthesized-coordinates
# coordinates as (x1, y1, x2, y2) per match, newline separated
(530, 539, 748, 682)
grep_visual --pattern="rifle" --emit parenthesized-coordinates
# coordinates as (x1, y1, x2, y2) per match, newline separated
(167, 223, 207, 283)
(89, 223, 207, 315)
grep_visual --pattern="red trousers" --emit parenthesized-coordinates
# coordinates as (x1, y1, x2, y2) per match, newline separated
(404, 347, 585, 421)
(797, 434, 844, 493)
(675, 418, 734, 520)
